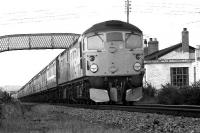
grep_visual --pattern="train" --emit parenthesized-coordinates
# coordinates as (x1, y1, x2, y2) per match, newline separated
(16, 20, 145, 104)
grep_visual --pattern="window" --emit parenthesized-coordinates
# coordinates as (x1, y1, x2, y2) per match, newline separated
(125, 34, 142, 49)
(106, 32, 123, 42)
(170, 67, 189, 87)
(87, 34, 104, 50)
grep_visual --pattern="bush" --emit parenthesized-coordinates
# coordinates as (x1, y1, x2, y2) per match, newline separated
(179, 86, 192, 104)
(192, 80, 200, 88)
(180, 81, 200, 105)
(1, 91, 13, 103)
(157, 84, 183, 105)
(152, 80, 200, 105)
(143, 83, 157, 97)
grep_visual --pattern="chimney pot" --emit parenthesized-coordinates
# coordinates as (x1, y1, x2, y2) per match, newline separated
(144, 39, 147, 45)
(182, 28, 189, 52)
(147, 38, 159, 55)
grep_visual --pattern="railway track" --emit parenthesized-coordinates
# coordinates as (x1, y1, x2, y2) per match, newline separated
(22, 102, 200, 118)
(57, 103, 200, 118)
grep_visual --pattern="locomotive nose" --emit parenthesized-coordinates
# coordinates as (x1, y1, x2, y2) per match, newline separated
(109, 65, 118, 73)
(108, 46, 118, 53)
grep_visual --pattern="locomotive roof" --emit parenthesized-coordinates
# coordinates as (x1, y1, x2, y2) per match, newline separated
(83, 20, 142, 35)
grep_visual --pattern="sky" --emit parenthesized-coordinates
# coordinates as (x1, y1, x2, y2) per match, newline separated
(0, 0, 200, 88)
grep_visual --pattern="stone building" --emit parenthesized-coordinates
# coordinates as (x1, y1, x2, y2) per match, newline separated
(144, 28, 200, 89)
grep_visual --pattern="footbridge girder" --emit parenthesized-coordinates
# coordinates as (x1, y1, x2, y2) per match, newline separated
(0, 33, 80, 53)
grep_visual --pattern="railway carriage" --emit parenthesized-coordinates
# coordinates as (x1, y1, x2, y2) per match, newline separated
(17, 20, 145, 104)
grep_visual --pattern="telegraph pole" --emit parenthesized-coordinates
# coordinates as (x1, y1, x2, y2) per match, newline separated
(125, 0, 131, 23)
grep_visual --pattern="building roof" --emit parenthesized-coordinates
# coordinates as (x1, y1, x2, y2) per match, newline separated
(145, 43, 195, 60)
(83, 20, 142, 35)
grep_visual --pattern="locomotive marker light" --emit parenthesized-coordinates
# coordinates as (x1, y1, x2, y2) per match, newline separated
(109, 65, 118, 73)
(90, 64, 98, 73)
(89, 55, 95, 61)
(133, 62, 141, 71)
(136, 54, 141, 60)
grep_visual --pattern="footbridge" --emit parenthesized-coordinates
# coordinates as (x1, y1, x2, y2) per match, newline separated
(0, 33, 80, 53)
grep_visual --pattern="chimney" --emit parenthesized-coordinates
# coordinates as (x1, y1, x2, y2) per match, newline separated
(182, 28, 189, 52)
(144, 39, 148, 56)
(148, 38, 159, 55)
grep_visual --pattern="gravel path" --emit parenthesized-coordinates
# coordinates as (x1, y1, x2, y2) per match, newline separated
(1, 103, 200, 133)
(40, 104, 200, 133)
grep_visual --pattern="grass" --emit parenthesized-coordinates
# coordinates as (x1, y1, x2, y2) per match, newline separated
(136, 96, 158, 104)
(0, 103, 131, 133)
(136, 83, 158, 104)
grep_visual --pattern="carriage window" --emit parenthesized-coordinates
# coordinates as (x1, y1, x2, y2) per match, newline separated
(125, 34, 142, 49)
(107, 32, 123, 42)
(87, 34, 104, 50)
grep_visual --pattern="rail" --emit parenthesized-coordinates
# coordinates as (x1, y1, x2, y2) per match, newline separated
(21, 102, 200, 118)
(62, 103, 200, 118)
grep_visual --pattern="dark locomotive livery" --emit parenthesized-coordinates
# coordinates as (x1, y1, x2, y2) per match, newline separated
(17, 20, 145, 104)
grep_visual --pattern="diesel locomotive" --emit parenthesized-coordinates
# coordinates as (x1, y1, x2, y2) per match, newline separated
(17, 20, 145, 104)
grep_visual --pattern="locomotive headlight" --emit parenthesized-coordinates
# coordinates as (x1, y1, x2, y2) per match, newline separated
(90, 64, 98, 73)
(133, 62, 141, 71)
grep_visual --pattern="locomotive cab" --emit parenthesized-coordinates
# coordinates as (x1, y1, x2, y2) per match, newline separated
(83, 31, 144, 76)
(82, 21, 145, 104)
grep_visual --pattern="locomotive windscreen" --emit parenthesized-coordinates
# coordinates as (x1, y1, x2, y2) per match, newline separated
(87, 34, 104, 50)
(106, 32, 123, 42)
(125, 34, 142, 49)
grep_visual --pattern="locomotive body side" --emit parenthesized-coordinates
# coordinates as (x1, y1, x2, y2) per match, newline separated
(46, 60, 57, 89)
(57, 39, 87, 102)
(57, 50, 70, 85)
(69, 41, 83, 81)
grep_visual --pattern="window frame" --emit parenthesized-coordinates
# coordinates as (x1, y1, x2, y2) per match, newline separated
(170, 67, 189, 87)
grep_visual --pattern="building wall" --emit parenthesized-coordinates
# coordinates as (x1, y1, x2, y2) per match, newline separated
(144, 62, 195, 89)
(159, 47, 190, 60)
(197, 61, 200, 81)
(192, 60, 200, 82)
(189, 52, 195, 59)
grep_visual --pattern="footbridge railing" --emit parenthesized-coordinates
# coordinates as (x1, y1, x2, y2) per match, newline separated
(0, 33, 80, 53)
